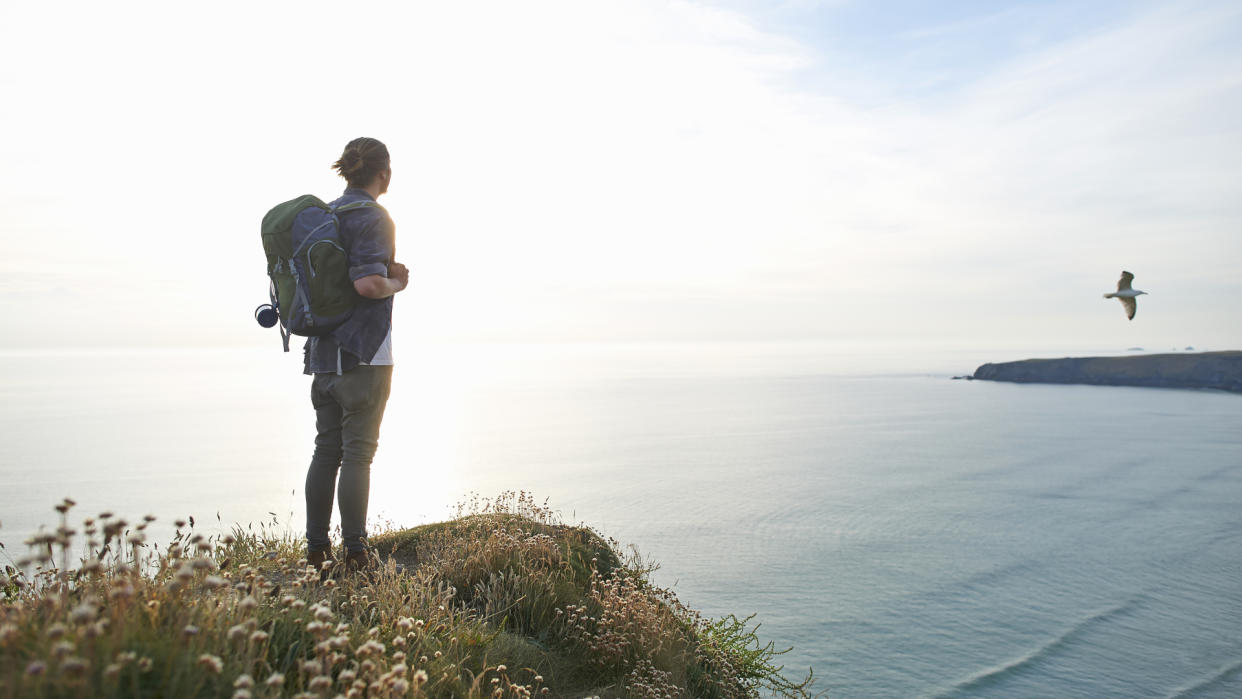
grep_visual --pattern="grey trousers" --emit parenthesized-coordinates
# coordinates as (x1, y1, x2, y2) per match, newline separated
(305, 365, 393, 553)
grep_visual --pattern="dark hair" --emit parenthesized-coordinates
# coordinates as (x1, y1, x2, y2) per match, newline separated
(333, 137, 390, 187)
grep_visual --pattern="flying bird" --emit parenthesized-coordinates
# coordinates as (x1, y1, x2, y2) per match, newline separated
(1102, 271, 1147, 320)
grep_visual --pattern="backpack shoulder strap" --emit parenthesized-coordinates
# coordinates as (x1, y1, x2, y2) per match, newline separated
(331, 200, 384, 214)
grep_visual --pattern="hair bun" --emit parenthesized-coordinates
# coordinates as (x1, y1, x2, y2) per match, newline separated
(344, 150, 365, 174)
(333, 137, 390, 186)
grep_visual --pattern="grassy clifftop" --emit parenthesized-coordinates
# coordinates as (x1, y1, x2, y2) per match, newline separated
(0, 493, 814, 698)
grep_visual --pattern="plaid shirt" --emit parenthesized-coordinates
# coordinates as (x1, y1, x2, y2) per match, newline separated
(303, 188, 396, 374)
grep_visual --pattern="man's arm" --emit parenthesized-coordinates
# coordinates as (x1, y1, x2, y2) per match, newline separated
(346, 212, 405, 299)
(354, 263, 408, 299)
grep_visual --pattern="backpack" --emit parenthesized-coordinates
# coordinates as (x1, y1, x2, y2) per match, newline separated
(259, 195, 380, 351)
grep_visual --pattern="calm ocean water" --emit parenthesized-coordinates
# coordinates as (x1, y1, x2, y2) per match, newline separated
(2, 342, 1240, 697)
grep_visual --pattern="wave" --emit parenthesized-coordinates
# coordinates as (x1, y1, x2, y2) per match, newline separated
(932, 598, 1142, 698)
(1165, 657, 1242, 699)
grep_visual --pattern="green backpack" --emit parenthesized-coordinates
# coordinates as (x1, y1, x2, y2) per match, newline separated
(259, 195, 380, 351)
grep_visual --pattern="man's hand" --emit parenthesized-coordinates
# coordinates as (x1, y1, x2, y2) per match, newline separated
(388, 261, 409, 287)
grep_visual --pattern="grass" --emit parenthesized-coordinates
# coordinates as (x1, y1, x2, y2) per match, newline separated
(1, 492, 817, 698)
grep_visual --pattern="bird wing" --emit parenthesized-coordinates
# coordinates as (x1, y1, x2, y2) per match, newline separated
(1117, 271, 1134, 291)
(1120, 296, 1136, 320)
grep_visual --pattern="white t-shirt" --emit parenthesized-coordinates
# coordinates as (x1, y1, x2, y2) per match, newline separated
(362, 330, 393, 366)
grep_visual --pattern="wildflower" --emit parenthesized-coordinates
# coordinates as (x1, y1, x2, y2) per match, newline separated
(392, 679, 409, 694)
(232, 691, 251, 699)
(25, 661, 46, 676)
(46, 623, 68, 640)
(176, 564, 195, 582)
(497, 664, 507, 673)
(249, 630, 270, 644)
(397, 617, 414, 632)
(434, 650, 442, 659)
(301, 659, 322, 676)
(265, 672, 285, 688)
(308, 676, 332, 691)
(414, 669, 429, 685)
(197, 654, 224, 674)
(193, 557, 217, 571)
(53, 641, 75, 658)
(203, 575, 227, 589)
(69, 603, 96, 624)
(183, 625, 200, 639)
(103, 663, 122, 680)
(357, 640, 386, 658)
(228, 625, 247, 642)
(137, 657, 153, 672)
(234, 674, 255, 689)
(60, 656, 88, 677)
(314, 605, 333, 621)
(340, 669, 357, 684)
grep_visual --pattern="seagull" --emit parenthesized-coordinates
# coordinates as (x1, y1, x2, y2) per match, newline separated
(1102, 271, 1147, 320)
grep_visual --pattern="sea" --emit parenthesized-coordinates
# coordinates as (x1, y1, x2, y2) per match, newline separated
(2, 341, 1240, 698)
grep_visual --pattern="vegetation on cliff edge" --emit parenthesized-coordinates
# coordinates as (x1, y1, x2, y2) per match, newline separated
(0, 493, 816, 698)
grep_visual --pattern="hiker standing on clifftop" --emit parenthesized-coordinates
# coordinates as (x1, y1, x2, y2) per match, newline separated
(304, 137, 408, 573)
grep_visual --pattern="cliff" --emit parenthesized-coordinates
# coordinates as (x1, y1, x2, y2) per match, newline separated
(971, 351, 1242, 393)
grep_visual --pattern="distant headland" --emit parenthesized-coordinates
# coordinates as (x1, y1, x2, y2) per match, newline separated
(966, 351, 1242, 393)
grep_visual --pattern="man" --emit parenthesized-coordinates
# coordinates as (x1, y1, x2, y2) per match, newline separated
(304, 137, 408, 573)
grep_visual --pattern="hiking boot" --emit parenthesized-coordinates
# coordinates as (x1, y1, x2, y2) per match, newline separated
(344, 549, 373, 574)
(306, 550, 336, 581)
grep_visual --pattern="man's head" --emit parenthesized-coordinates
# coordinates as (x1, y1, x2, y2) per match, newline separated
(333, 137, 391, 194)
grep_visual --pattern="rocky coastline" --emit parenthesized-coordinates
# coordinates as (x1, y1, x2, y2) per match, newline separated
(969, 351, 1242, 393)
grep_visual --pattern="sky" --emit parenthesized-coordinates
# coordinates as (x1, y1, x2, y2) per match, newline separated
(2, 0, 1240, 351)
